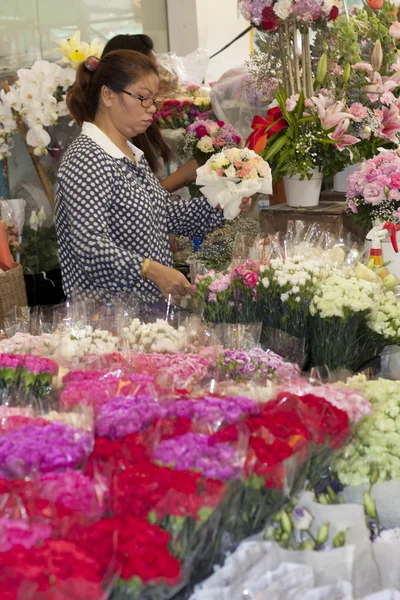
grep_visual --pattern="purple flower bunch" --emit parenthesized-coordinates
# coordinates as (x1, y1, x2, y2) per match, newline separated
(162, 396, 258, 425)
(153, 432, 241, 480)
(218, 348, 300, 382)
(39, 469, 108, 519)
(96, 394, 163, 439)
(0, 517, 52, 552)
(0, 422, 93, 478)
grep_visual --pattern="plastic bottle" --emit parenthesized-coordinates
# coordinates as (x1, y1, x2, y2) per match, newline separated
(369, 232, 383, 267)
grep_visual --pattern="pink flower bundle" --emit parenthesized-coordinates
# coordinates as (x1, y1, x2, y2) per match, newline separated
(346, 151, 400, 228)
(0, 353, 58, 397)
(38, 470, 108, 520)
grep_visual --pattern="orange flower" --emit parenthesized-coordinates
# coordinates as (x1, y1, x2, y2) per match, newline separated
(366, 0, 383, 9)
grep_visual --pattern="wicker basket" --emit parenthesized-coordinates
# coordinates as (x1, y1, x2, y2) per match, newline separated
(0, 263, 27, 331)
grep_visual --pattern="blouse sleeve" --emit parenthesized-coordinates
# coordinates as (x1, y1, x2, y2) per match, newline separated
(166, 195, 224, 237)
(57, 153, 144, 294)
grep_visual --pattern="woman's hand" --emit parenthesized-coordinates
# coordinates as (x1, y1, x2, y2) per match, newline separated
(182, 159, 200, 184)
(239, 197, 252, 214)
(146, 261, 193, 300)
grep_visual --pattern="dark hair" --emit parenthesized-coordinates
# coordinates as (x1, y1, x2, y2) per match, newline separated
(67, 49, 158, 126)
(102, 34, 154, 58)
(101, 34, 172, 171)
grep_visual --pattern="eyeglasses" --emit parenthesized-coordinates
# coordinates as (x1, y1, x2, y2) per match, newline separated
(118, 89, 160, 109)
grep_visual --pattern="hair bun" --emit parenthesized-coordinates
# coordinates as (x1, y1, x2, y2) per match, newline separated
(85, 56, 100, 72)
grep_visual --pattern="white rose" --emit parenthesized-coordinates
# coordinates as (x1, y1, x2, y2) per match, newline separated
(197, 136, 214, 153)
(225, 165, 237, 178)
(274, 0, 293, 20)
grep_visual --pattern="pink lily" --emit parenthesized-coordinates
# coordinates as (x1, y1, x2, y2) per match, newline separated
(365, 72, 398, 102)
(377, 104, 400, 142)
(312, 95, 354, 130)
(328, 119, 360, 151)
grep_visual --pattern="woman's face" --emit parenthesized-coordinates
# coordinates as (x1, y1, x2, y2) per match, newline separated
(105, 72, 159, 139)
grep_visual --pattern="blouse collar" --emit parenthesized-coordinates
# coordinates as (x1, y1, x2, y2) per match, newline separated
(81, 122, 144, 162)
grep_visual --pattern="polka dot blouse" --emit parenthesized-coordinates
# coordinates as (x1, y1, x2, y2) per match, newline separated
(55, 122, 224, 303)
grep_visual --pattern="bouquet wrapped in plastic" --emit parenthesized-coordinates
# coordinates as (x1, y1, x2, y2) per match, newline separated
(196, 148, 272, 220)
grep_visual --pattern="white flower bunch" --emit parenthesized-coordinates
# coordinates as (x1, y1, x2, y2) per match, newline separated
(3, 61, 76, 156)
(0, 93, 17, 160)
(334, 375, 400, 485)
(368, 291, 400, 343)
(122, 318, 197, 353)
(310, 275, 380, 319)
(260, 256, 326, 303)
(47, 326, 119, 361)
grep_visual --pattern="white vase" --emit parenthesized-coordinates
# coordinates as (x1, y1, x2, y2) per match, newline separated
(333, 163, 361, 193)
(283, 169, 323, 208)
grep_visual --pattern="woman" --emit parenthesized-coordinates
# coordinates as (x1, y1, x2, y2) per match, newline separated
(102, 34, 198, 193)
(55, 50, 248, 303)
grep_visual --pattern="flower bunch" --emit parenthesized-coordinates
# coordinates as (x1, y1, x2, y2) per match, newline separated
(0, 421, 93, 478)
(218, 347, 300, 382)
(122, 318, 198, 353)
(277, 379, 372, 422)
(0, 95, 17, 161)
(154, 432, 242, 481)
(334, 375, 400, 485)
(0, 353, 58, 397)
(239, 0, 341, 29)
(3, 61, 75, 155)
(206, 147, 272, 180)
(126, 351, 213, 392)
(309, 274, 384, 370)
(368, 290, 400, 343)
(194, 270, 235, 323)
(259, 255, 328, 338)
(346, 151, 400, 229)
(264, 500, 346, 551)
(181, 119, 243, 162)
(46, 326, 120, 362)
(154, 98, 213, 129)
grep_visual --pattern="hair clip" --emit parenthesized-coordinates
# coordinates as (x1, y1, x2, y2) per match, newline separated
(85, 56, 100, 72)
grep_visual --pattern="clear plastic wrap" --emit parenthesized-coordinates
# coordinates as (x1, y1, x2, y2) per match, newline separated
(157, 49, 209, 88)
(210, 65, 273, 139)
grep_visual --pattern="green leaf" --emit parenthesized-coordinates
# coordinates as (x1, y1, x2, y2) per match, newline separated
(265, 134, 289, 161)
(295, 91, 305, 120)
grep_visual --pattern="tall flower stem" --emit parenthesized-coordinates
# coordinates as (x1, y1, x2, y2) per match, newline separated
(292, 23, 301, 94)
(279, 27, 290, 94)
(301, 32, 307, 96)
(284, 22, 295, 96)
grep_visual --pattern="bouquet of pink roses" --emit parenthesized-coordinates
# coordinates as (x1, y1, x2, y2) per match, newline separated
(196, 147, 272, 219)
(346, 150, 400, 229)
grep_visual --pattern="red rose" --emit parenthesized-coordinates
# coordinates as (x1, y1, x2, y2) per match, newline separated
(195, 125, 209, 138)
(328, 6, 339, 20)
(261, 6, 279, 31)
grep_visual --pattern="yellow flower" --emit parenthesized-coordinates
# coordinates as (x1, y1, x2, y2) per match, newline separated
(55, 30, 104, 70)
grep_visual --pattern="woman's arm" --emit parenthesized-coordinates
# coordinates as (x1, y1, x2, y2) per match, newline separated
(160, 159, 199, 193)
(166, 194, 224, 238)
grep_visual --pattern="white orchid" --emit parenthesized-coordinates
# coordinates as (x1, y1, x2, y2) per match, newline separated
(29, 210, 39, 232)
(26, 125, 51, 155)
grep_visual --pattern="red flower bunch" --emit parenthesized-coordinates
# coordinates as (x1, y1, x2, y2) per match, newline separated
(0, 539, 105, 599)
(67, 516, 181, 584)
(247, 107, 288, 154)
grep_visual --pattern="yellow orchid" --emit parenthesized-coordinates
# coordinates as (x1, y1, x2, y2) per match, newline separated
(55, 30, 104, 70)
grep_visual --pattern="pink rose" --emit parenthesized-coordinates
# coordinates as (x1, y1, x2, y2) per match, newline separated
(347, 199, 358, 213)
(389, 22, 400, 39)
(390, 173, 400, 187)
(363, 182, 386, 205)
(389, 189, 400, 201)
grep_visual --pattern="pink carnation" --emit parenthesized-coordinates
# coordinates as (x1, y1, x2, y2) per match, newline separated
(209, 273, 232, 294)
(348, 103, 368, 121)
(0, 518, 52, 552)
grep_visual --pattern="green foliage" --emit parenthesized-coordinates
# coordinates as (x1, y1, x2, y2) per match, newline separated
(20, 225, 60, 274)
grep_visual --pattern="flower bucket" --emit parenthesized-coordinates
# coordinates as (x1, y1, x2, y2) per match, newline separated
(211, 323, 262, 351)
(333, 163, 361, 193)
(381, 233, 400, 281)
(283, 170, 322, 208)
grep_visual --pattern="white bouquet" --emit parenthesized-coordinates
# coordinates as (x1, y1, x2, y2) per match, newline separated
(196, 147, 272, 220)
(122, 318, 197, 353)
(46, 326, 119, 362)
